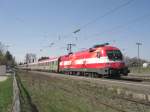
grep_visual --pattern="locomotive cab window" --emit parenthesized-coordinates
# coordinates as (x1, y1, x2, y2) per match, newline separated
(96, 52, 100, 58)
(107, 50, 123, 61)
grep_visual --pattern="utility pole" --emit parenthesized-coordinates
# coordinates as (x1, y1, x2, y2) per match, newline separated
(67, 43, 76, 54)
(136, 42, 142, 72)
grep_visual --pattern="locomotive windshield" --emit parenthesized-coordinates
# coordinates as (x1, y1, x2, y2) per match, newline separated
(107, 50, 123, 61)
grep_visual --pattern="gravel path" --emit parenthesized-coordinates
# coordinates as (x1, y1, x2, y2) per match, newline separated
(0, 76, 8, 82)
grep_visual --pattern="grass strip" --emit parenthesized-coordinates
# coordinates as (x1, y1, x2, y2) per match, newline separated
(0, 77, 13, 112)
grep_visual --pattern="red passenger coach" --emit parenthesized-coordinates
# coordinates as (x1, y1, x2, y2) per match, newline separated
(59, 43, 129, 77)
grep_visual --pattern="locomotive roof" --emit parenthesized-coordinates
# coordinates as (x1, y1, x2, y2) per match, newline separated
(101, 45, 120, 50)
(61, 45, 120, 58)
(38, 57, 58, 63)
(76, 45, 119, 54)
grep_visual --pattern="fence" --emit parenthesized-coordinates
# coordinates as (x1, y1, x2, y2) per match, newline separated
(11, 72, 20, 112)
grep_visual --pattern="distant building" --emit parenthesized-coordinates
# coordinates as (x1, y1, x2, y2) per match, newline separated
(143, 63, 150, 68)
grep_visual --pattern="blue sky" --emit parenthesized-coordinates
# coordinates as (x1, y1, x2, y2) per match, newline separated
(0, 0, 150, 62)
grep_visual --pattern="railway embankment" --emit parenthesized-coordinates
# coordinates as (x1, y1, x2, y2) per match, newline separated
(17, 70, 150, 112)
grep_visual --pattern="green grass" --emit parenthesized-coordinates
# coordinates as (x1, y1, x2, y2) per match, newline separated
(17, 71, 150, 112)
(0, 77, 13, 112)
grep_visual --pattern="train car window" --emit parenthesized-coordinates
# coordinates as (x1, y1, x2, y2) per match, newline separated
(97, 52, 100, 58)
(49, 62, 51, 68)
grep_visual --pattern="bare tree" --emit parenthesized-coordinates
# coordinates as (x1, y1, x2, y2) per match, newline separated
(25, 53, 37, 63)
(0, 42, 15, 66)
(0, 42, 5, 55)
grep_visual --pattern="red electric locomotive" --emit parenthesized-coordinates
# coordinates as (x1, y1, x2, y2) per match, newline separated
(59, 43, 129, 77)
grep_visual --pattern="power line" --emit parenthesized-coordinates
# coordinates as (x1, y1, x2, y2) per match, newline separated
(41, 11, 150, 56)
(41, 0, 134, 50)
(73, 0, 134, 33)
(82, 13, 150, 42)
(40, 0, 135, 54)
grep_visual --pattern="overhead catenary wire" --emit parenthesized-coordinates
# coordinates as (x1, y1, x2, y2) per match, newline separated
(40, 0, 135, 54)
(59, 0, 135, 39)
(73, 0, 135, 33)
(40, 0, 134, 49)
(81, 13, 150, 42)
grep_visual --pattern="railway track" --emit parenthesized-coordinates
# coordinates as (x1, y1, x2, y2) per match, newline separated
(60, 71, 150, 83)
(64, 72, 150, 84)
(21, 70, 150, 85)
(20, 69, 150, 84)
(110, 76, 150, 83)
